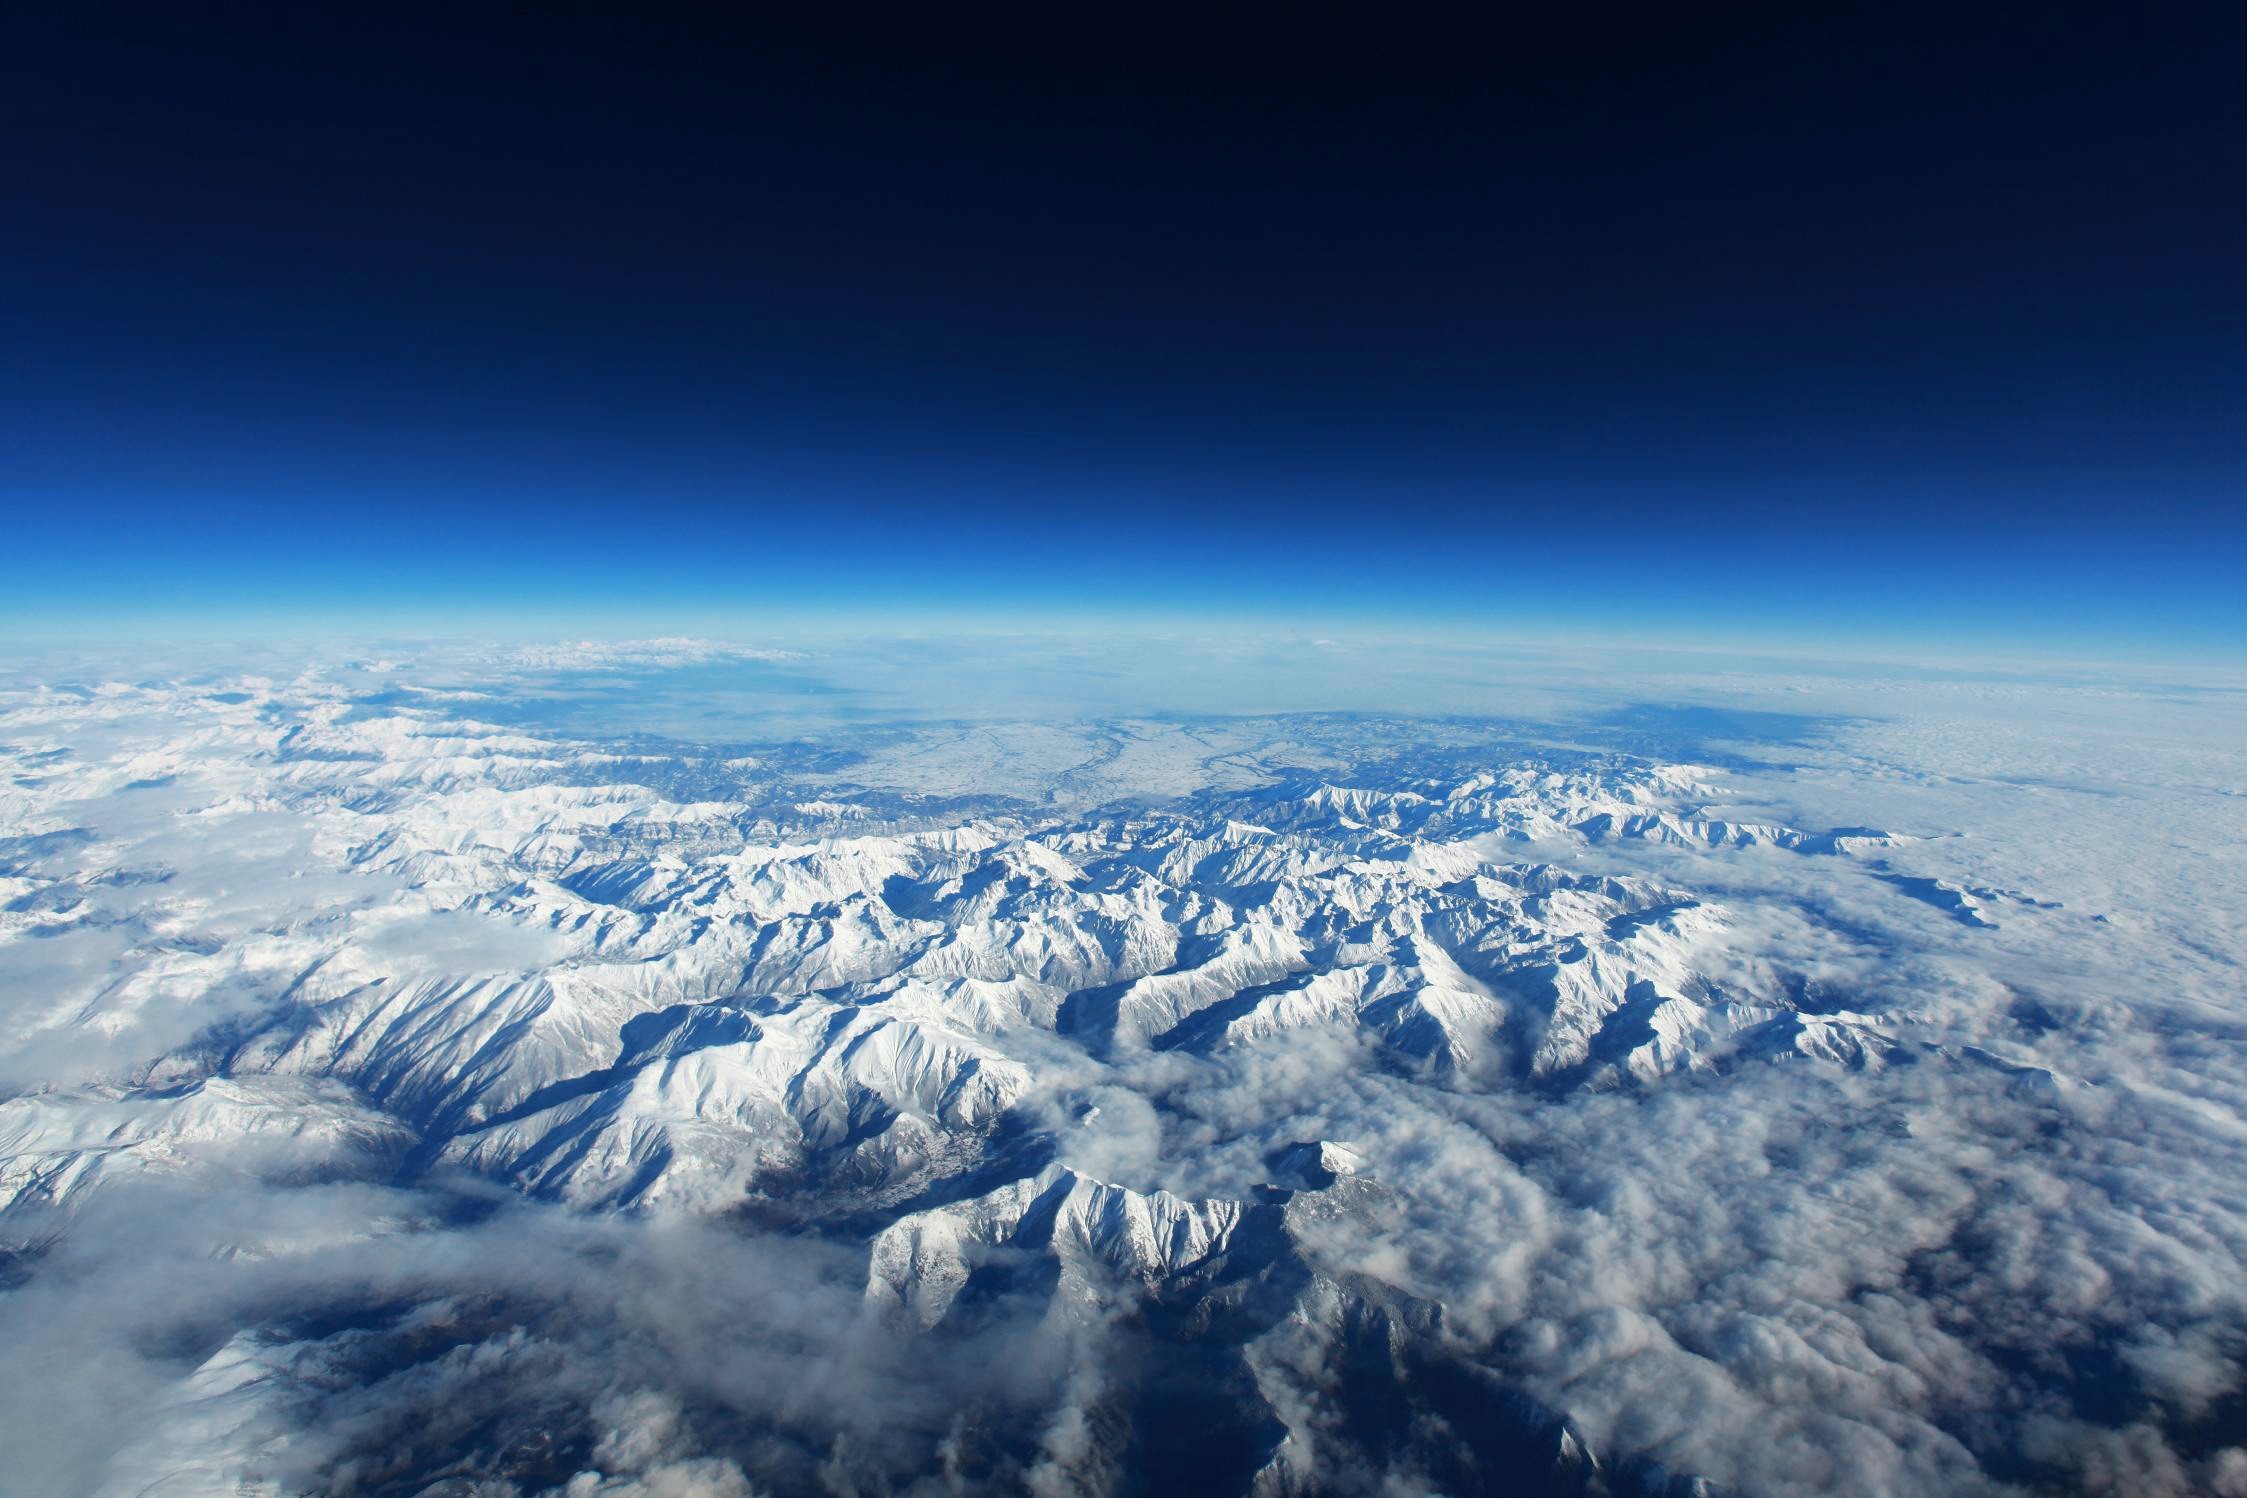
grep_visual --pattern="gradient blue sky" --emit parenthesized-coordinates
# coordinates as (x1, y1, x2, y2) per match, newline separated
(3, 3, 2241, 658)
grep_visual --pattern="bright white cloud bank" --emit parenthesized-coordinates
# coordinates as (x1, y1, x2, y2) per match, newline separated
(1, 644, 2244, 1496)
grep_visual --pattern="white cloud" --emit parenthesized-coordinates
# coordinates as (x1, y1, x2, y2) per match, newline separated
(497, 639, 804, 671)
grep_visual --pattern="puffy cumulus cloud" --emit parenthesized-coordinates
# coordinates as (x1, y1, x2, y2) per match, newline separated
(562, 1392, 756, 1497)
(2, 646, 2246, 1495)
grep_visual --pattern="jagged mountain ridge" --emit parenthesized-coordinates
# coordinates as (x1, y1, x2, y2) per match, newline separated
(199, 740, 1907, 1215)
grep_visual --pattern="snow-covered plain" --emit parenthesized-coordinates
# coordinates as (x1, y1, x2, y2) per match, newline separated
(2, 641, 2244, 1496)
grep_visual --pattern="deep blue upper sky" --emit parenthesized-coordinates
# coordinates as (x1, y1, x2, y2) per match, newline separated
(4, 2, 2243, 655)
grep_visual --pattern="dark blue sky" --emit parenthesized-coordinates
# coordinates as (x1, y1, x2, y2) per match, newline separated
(4, 2, 2243, 654)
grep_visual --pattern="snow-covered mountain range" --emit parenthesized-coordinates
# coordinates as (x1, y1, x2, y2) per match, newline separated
(2, 650, 2243, 1496)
